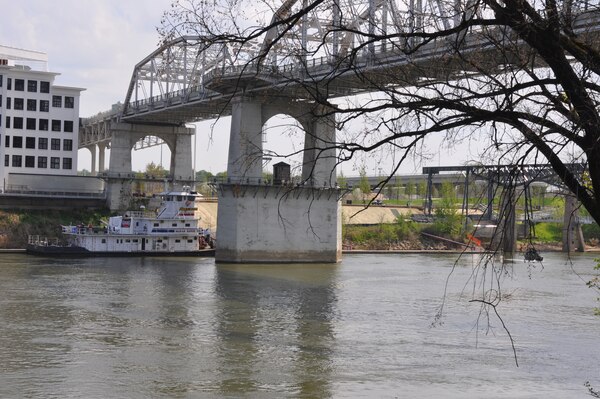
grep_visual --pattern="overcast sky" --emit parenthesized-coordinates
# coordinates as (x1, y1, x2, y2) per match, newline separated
(0, 0, 481, 176)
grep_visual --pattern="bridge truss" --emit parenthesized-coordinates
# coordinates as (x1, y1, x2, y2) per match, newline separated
(115, 0, 600, 126)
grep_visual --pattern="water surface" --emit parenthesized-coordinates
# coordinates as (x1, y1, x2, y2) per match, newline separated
(0, 252, 598, 398)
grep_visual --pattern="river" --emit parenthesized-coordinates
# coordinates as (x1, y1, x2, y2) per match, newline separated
(0, 252, 598, 398)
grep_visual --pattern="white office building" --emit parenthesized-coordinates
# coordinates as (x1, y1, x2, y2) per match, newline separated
(0, 45, 84, 192)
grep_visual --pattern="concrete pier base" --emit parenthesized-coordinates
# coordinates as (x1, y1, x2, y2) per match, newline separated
(215, 184, 342, 263)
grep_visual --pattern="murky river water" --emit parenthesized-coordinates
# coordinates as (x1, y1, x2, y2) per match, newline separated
(0, 252, 598, 398)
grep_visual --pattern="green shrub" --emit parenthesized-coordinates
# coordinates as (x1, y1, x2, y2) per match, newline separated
(533, 222, 562, 242)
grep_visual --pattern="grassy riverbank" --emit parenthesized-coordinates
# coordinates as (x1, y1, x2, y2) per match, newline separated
(343, 221, 600, 251)
(0, 209, 110, 248)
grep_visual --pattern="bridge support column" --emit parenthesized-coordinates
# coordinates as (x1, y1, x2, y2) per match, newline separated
(86, 145, 97, 175)
(169, 129, 194, 184)
(98, 143, 107, 173)
(216, 98, 341, 263)
(302, 112, 337, 187)
(227, 99, 264, 183)
(562, 195, 585, 252)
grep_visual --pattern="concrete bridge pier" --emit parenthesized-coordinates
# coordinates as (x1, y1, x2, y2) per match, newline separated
(216, 98, 341, 263)
(105, 122, 194, 211)
(562, 195, 585, 252)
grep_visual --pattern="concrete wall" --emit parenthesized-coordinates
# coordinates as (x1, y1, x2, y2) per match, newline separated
(216, 185, 341, 263)
(5, 173, 104, 194)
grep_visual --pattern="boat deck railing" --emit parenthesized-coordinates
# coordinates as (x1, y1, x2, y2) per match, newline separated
(28, 235, 60, 247)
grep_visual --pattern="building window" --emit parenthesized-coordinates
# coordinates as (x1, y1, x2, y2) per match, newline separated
(14, 79, 24, 91)
(51, 138, 60, 150)
(4, 155, 8, 167)
(13, 136, 22, 148)
(40, 100, 49, 112)
(13, 117, 23, 129)
(40, 81, 50, 93)
(52, 95, 62, 107)
(63, 120, 73, 132)
(38, 137, 48, 149)
(12, 155, 22, 167)
(50, 157, 60, 169)
(27, 99, 36, 111)
(7, 78, 11, 90)
(65, 96, 74, 108)
(38, 156, 47, 168)
(0, 95, 2, 108)
(0, 75, 2, 87)
(5, 116, 10, 129)
(5, 135, 9, 148)
(27, 80, 37, 92)
(63, 139, 73, 151)
(39, 119, 49, 131)
(25, 156, 35, 168)
(6, 97, 11, 109)
(14, 98, 23, 110)
(62, 158, 72, 170)
(26, 137, 35, 149)
(26, 118, 36, 130)
(51, 120, 61, 132)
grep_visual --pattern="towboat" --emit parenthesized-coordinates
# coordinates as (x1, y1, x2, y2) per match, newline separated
(27, 188, 215, 257)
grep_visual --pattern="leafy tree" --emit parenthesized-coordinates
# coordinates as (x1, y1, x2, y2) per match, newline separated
(158, 0, 600, 226)
(195, 169, 214, 183)
(358, 167, 371, 203)
(337, 172, 348, 189)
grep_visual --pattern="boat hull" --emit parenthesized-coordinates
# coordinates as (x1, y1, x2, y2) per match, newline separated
(26, 244, 215, 257)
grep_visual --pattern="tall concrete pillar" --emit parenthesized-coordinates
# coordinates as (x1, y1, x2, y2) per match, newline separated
(227, 98, 263, 183)
(87, 145, 97, 175)
(106, 124, 135, 211)
(562, 195, 585, 252)
(302, 112, 336, 187)
(98, 142, 106, 173)
(169, 131, 193, 186)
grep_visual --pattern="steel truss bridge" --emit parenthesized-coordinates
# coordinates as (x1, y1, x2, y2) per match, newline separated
(422, 163, 588, 218)
(80, 0, 600, 150)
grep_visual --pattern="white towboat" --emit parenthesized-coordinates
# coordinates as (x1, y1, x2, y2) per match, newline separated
(27, 188, 214, 257)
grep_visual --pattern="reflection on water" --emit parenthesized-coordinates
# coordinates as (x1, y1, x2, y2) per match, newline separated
(214, 264, 337, 397)
(0, 253, 598, 398)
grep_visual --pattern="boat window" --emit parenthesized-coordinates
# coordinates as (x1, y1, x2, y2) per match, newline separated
(153, 223, 159, 227)
(172, 223, 177, 227)
(187, 196, 195, 201)
(133, 239, 138, 243)
(125, 239, 130, 243)
(177, 196, 183, 201)
(101, 239, 106, 243)
(185, 223, 191, 227)
(157, 239, 163, 243)
(136, 222, 139, 226)
(187, 240, 193, 243)
(175, 239, 181, 243)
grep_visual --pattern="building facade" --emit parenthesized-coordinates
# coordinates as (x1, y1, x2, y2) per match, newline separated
(0, 45, 84, 191)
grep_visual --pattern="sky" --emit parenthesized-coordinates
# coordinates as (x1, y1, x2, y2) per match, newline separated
(0, 0, 482, 177)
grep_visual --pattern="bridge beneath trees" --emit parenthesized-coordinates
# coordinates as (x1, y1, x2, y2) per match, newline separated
(78, 0, 600, 262)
